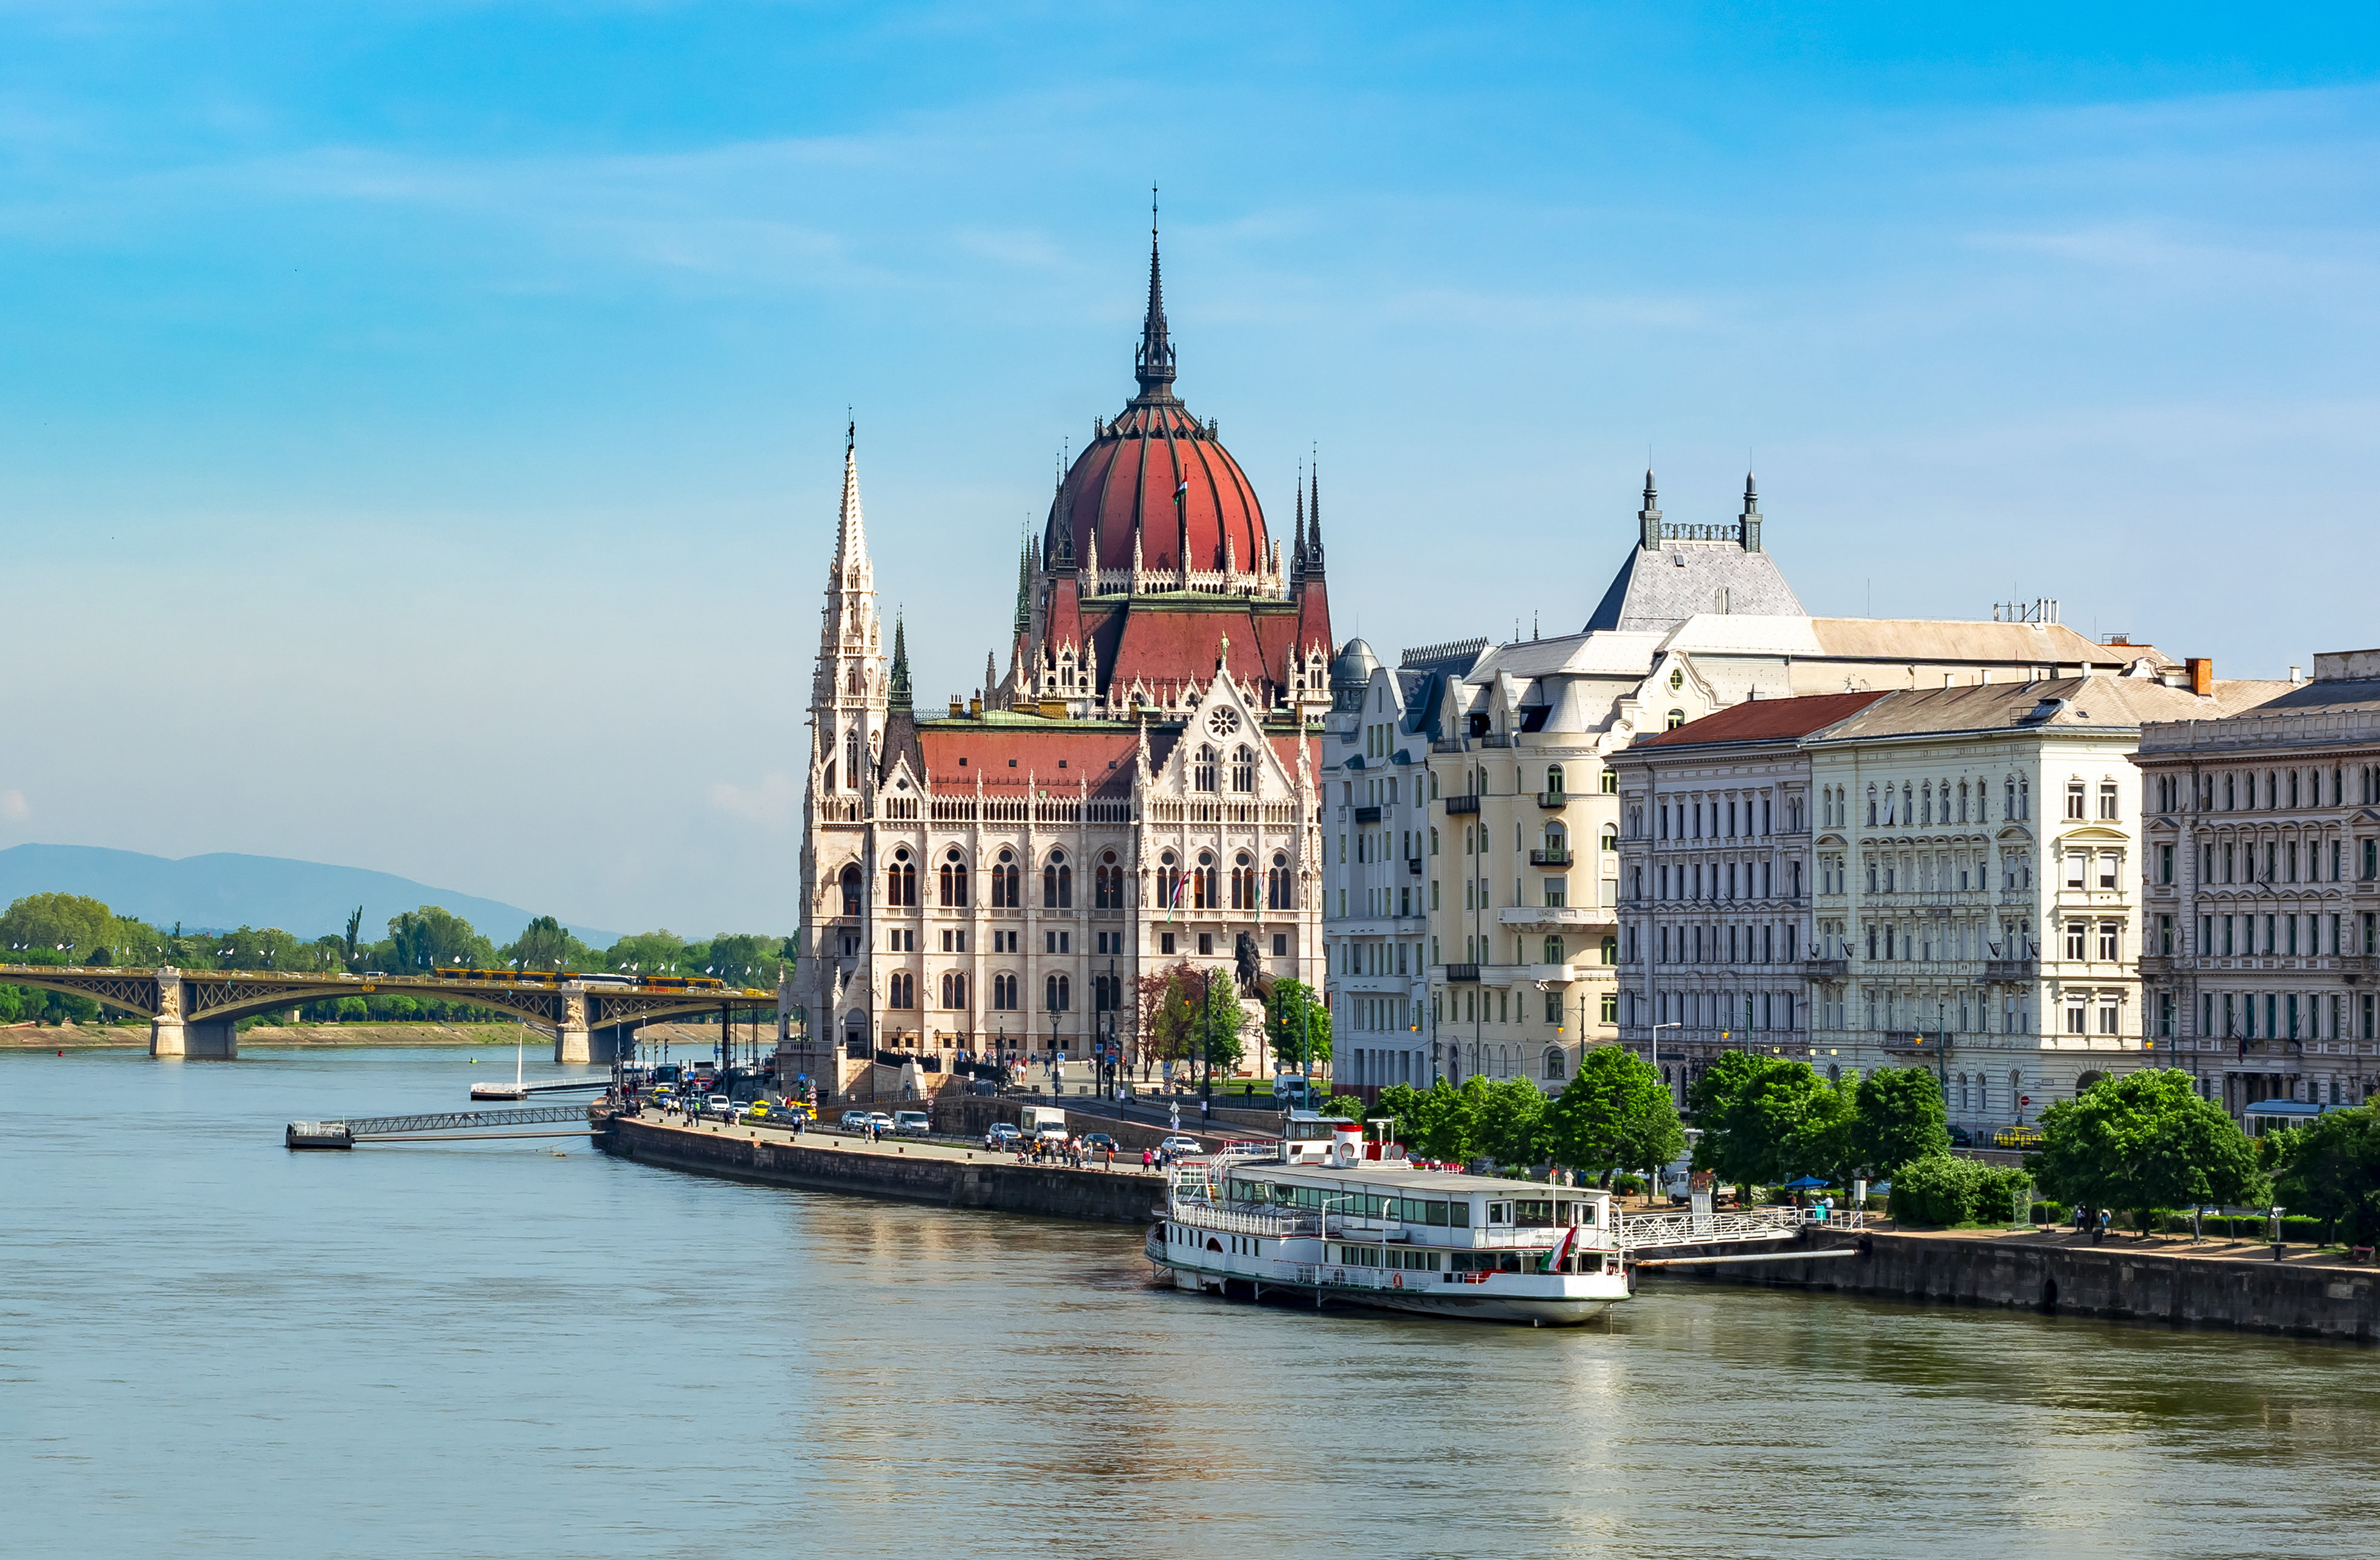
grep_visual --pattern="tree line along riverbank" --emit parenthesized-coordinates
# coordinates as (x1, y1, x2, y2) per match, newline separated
(0, 1018, 743, 1050)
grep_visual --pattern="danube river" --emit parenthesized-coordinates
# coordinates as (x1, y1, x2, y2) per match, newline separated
(6, 1045, 2377, 1559)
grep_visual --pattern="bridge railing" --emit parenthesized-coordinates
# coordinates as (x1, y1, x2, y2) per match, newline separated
(1617, 1205, 1860, 1252)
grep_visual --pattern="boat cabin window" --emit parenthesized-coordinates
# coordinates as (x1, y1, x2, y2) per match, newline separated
(1512, 1199, 1560, 1228)
(1486, 1201, 1514, 1227)
(1562, 1199, 1598, 1225)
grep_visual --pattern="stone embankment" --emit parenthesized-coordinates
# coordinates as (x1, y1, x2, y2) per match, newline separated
(1656, 1226, 2380, 1342)
(599, 1110, 1162, 1225)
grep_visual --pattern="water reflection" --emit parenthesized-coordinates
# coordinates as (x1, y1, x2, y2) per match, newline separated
(4, 1045, 2376, 1559)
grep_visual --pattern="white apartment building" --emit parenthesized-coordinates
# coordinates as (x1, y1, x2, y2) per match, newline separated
(1319, 640, 1458, 1093)
(1394, 470, 2145, 1098)
(2134, 648, 2380, 1117)
(1615, 674, 2282, 1133)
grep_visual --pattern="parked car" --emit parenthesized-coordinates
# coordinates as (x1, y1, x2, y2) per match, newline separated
(1158, 1135, 1202, 1156)
(866, 1113, 896, 1134)
(1081, 1132, 1116, 1154)
(705, 1094, 733, 1116)
(1947, 1124, 1974, 1148)
(985, 1122, 1022, 1150)
(892, 1110, 931, 1136)
(1993, 1125, 2043, 1150)
(839, 1109, 872, 1130)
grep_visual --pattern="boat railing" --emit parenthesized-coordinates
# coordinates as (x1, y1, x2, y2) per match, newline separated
(1170, 1202, 1320, 1238)
(1617, 1205, 1859, 1251)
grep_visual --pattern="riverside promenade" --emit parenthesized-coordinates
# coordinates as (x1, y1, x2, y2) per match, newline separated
(1653, 1223, 2380, 1342)
(598, 1106, 1163, 1225)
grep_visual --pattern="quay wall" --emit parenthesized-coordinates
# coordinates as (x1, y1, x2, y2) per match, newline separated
(601, 1114, 1160, 1225)
(1660, 1230, 2380, 1343)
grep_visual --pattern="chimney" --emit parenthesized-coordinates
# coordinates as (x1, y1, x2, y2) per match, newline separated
(2186, 657, 2213, 697)
(2289, 665, 2303, 685)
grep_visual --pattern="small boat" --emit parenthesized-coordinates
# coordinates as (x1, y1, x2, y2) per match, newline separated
(470, 1031, 529, 1101)
(1147, 1114, 1630, 1325)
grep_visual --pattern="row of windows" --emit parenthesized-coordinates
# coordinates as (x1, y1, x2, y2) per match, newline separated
(837, 846, 1288, 915)
(1644, 859, 1804, 901)
(2192, 990, 2378, 1042)
(1638, 989, 1801, 1033)
(2179, 911, 2378, 958)
(881, 970, 1127, 1013)
(2163, 765, 2380, 814)
(1812, 777, 2036, 830)
(2189, 837, 2372, 886)
(1650, 923, 1803, 965)
(1652, 794, 1789, 840)
(1431, 766, 1617, 801)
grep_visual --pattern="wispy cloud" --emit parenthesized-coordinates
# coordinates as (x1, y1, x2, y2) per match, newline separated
(706, 772, 800, 828)
(1, 789, 28, 822)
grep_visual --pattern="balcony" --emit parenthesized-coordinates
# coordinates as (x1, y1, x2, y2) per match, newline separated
(1537, 791, 1569, 809)
(1526, 963, 1583, 984)
(1798, 958, 1850, 978)
(1980, 959, 2039, 982)
(1445, 964, 1481, 982)
(1443, 795, 1481, 815)
(1529, 848, 1573, 866)
(1498, 906, 1605, 927)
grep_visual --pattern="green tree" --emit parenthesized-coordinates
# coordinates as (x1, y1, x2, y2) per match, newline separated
(502, 915, 594, 972)
(1854, 1067, 1952, 1177)
(1544, 1045, 1686, 1187)
(1380, 1078, 1476, 1163)
(1689, 1051, 1833, 1197)
(1264, 978, 1333, 1070)
(699, 932, 786, 989)
(1, 892, 119, 961)
(2030, 1068, 2264, 1234)
(1473, 1076, 1550, 1171)
(1135, 964, 1201, 1070)
(1193, 970, 1250, 1075)
(602, 929, 689, 978)
(2270, 1105, 2380, 1246)
(342, 906, 364, 963)
(1790, 1070, 1862, 1186)
(1890, 1153, 2035, 1226)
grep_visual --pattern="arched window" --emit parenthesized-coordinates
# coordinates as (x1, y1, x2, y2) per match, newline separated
(1546, 765, 1565, 796)
(1230, 850, 1256, 909)
(938, 849, 968, 907)
(1543, 936, 1564, 964)
(940, 971, 967, 1009)
(1600, 823, 1618, 852)
(1267, 851, 1291, 909)
(1429, 826, 1439, 855)
(839, 864, 862, 917)
(991, 849, 1020, 908)
(1044, 973, 1070, 1012)
(888, 972, 914, 1009)
(1600, 935, 1617, 965)
(1158, 851, 1182, 910)
(844, 730, 860, 786)
(1544, 823, 1567, 857)
(1194, 745, 1218, 792)
(887, 849, 916, 906)
(1193, 850, 1218, 910)
(991, 973, 1018, 1010)
(1866, 784, 1879, 826)
(1601, 769, 1618, 794)
(1543, 1047, 1567, 1082)
(1666, 709, 1686, 730)
(1043, 851, 1072, 909)
(1095, 850, 1123, 909)
(1231, 745, 1256, 793)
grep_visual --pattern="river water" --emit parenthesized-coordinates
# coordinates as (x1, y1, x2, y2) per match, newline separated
(5, 1044, 2377, 1559)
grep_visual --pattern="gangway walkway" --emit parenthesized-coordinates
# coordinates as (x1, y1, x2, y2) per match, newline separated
(285, 1103, 596, 1148)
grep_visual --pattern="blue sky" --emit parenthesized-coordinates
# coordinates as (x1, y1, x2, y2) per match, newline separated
(2, 2, 2375, 935)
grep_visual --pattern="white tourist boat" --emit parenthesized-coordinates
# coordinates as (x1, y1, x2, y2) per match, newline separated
(1146, 1114, 1632, 1325)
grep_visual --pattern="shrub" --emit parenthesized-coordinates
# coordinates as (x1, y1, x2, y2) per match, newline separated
(1891, 1154, 2032, 1226)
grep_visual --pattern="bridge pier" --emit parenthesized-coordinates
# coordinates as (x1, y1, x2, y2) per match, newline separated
(555, 990, 591, 1065)
(150, 1016, 237, 1059)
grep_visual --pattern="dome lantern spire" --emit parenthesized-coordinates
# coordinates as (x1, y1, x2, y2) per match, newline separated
(1133, 183, 1177, 401)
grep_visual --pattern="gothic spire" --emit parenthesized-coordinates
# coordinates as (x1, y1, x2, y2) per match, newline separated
(888, 612, 912, 713)
(1012, 529, 1030, 634)
(1133, 185, 1176, 401)
(1738, 469, 1764, 554)
(1304, 457, 1325, 576)
(832, 416, 868, 582)
(1292, 458, 1307, 579)
(1637, 469, 1664, 552)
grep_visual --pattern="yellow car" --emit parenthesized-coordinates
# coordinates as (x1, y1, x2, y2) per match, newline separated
(1993, 1126, 2043, 1150)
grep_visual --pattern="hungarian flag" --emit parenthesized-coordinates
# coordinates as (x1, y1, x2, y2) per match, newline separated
(1540, 1223, 1580, 1274)
(1165, 870, 1188, 923)
(1175, 478, 1188, 503)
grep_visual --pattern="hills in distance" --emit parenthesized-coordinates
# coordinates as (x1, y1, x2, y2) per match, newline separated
(0, 843, 617, 948)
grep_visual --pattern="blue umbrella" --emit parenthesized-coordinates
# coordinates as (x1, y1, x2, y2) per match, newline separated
(1782, 1175, 1828, 1190)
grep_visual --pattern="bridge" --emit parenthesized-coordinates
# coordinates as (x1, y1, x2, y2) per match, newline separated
(0, 964, 777, 1064)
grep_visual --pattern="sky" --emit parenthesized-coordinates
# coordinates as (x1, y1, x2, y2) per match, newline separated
(2, 2, 2376, 937)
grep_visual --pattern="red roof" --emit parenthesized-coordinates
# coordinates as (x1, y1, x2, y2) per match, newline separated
(1634, 691, 1889, 749)
(915, 725, 1314, 797)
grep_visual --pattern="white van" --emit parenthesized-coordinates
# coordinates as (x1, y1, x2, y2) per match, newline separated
(1019, 1105, 1068, 1141)
(892, 1110, 931, 1136)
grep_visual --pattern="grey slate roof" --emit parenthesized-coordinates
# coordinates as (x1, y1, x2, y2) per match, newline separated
(1799, 676, 2289, 746)
(1584, 539, 1805, 634)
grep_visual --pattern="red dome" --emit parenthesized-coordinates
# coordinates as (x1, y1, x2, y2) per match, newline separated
(1045, 398, 1268, 580)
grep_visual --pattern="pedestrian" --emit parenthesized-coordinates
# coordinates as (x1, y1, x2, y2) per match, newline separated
(1105, 1145, 1115, 1172)
(1141, 1147, 1153, 1171)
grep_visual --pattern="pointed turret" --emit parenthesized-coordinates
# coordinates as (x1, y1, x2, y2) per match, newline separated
(831, 418, 869, 585)
(1637, 469, 1663, 552)
(1291, 461, 1307, 580)
(1739, 470, 1763, 553)
(888, 612, 912, 714)
(1304, 461, 1325, 576)
(1133, 187, 1177, 402)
